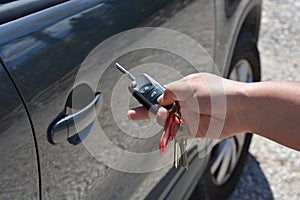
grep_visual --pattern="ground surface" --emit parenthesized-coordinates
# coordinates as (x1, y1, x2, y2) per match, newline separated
(229, 0, 300, 199)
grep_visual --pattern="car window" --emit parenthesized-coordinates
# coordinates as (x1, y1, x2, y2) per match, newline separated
(0, 0, 69, 24)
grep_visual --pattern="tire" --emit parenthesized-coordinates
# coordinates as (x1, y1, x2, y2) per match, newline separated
(189, 30, 261, 200)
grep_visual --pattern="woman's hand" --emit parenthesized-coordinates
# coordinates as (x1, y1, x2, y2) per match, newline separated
(128, 73, 300, 151)
(128, 73, 251, 139)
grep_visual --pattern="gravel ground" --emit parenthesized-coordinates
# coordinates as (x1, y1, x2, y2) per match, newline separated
(230, 0, 300, 199)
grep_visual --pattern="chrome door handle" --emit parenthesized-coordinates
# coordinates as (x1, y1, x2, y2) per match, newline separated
(48, 92, 101, 144)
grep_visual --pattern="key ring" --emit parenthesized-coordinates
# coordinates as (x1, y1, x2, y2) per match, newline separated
(159, 102, 181, 154)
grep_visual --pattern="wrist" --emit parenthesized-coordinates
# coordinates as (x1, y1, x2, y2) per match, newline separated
(225, 81, 257, 134)
(239, 82, 261, 134)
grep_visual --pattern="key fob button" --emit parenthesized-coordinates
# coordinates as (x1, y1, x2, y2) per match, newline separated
(144, 85, 150, 91)
(150, 90, 157, 98)
(139, 84, 153, 94)
(146, 86, 163, 103)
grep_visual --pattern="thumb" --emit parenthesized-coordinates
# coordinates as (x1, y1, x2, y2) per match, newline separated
(158, 79, 193, 105)
(157, 86, 177, 105)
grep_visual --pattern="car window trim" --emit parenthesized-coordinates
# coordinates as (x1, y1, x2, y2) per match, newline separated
(0, 0, 70, 25)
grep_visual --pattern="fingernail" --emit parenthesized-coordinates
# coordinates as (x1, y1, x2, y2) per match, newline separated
(157, 95, 163, 104)
(127, 112, 132, 120)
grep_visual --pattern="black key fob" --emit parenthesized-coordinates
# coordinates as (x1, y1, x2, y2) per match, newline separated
(129, 73, 167, 114)
(116, 63, 172, 114)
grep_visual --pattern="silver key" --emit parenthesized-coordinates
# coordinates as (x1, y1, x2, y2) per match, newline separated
(174, 139, 179, 168)
(180, 138, 188, 169)
(175, 123, 189, 169)
(173, 124, 180, 168)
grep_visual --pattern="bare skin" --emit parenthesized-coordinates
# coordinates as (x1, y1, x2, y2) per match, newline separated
(128, 73, 300, 151)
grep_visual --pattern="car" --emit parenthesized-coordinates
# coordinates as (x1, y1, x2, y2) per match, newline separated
(0, 0, 262, 199)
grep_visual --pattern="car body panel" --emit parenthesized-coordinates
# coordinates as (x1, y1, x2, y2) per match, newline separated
(0, 0, 261, 199)
(214, 0, 262, 76)
(0, 0, 215, 199)
(0, 0, 69, 25)
(0, 63, 39, 199)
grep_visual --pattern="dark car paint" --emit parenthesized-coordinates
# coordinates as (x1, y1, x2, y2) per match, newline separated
(0, 0, 261, 199)
(0, 0, 70, 25)
(214, 0, 262, 76)
(0, 62, 39, 198)
(225, 0, 241, 18)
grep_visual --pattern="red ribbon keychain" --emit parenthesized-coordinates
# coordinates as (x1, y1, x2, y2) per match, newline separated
(159, 102, 181, 154)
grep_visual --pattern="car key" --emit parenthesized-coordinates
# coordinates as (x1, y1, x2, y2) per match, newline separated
(180, 138, 189, 169)
(116, 63, 172, 114)
(174, 137, 179, 168)
(175, 123, 189, 169)
(173, 123, 180, 168)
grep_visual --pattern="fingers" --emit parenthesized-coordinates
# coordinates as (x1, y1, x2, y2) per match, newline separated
(156, 107, 168, 126)
(180, 106, 200, 138)
(158, 79, 194, 105)
(157, 87, 177, 105)
(127, 106, 168, 126)
(127, 106, 155, 120)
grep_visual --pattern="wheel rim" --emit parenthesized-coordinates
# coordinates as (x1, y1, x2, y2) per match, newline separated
(210, 59, 253, 185)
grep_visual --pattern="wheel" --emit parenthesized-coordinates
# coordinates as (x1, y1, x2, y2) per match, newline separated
(190, 30, 261, 200)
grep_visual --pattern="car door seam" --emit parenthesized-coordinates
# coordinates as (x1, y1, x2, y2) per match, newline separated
(0, 56, 42, 200)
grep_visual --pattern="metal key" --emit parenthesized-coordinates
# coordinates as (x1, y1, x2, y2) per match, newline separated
(175, 123, 189, 169)
(174, 138, 179, 168)
(173, 123, 180, 168)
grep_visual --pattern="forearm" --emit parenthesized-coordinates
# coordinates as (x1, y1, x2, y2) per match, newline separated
(128, 73, 300, 151)
(242, 82, 300, 151)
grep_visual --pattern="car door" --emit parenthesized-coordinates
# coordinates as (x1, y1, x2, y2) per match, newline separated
(0, 63, 39, 199)
(0, 0, 216, 199)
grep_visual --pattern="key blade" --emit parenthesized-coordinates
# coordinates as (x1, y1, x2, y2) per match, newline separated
(182, 151, 189, 169)
(176, 123, 189, 169)
(179, 140, 189, 169)
(115, 63, 136, 81)
(174, 142, 179, 168)
(182, 140, 189, 169)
